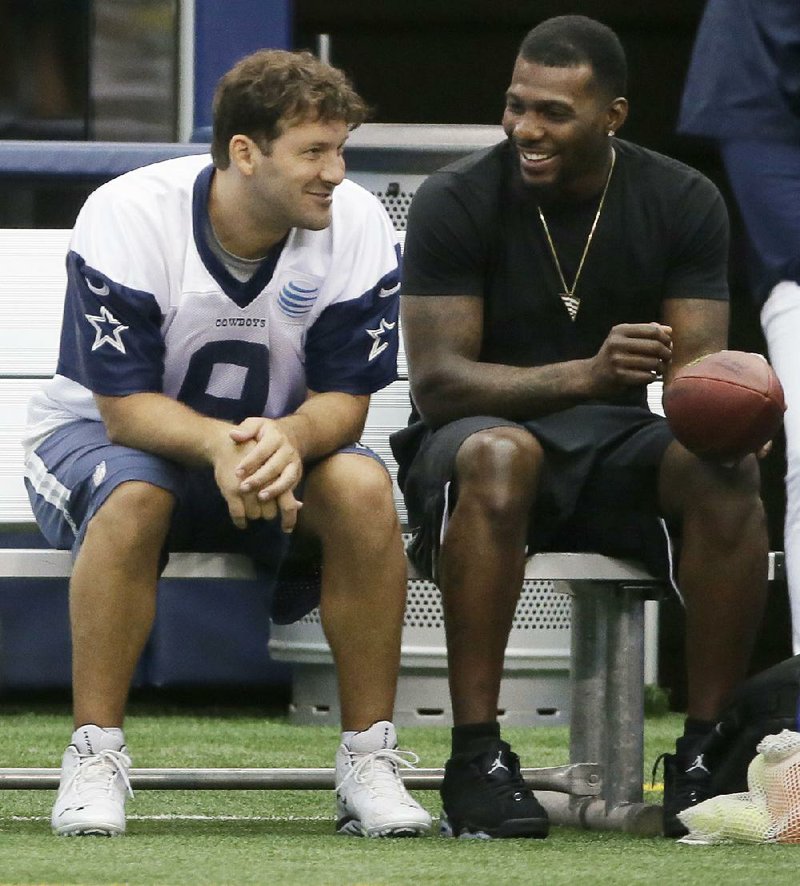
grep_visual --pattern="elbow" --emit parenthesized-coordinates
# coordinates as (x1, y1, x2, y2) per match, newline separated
(100, 410, 128, 445)
(94, 394, 135, 445)
(411, 374, 460, 429)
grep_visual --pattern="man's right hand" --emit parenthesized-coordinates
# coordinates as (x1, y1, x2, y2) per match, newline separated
(93, 392, 302, 532)
(209, 428, 301, 533)
(589, 322, 673, 397)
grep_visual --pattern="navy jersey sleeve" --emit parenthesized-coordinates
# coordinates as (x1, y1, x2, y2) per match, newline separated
(664, 173, 730, 302)
(54, 178, 169, 397)
(402, 173, 491, 297)
(56, 251, 165, 396)
(305, 255, 400, 395)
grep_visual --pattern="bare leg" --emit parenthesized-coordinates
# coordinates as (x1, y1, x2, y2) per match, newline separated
(658, 442, 768, 720)
(299, 454, 407, 732)
(437, 428, 543, 724)
(70, 482, 174, 727)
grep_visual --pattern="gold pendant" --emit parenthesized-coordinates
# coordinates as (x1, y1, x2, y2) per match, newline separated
(560, 293, 580, 321)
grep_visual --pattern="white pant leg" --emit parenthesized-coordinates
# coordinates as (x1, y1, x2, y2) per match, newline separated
(761, 281, 800, 654)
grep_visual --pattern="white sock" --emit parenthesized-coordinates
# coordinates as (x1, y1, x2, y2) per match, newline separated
(71, 724, 126, 755)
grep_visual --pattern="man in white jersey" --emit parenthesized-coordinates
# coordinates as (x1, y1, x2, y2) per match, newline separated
(23, 49, 431, 839)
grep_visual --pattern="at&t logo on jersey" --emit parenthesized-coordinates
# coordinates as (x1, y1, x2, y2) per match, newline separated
(278, 278, 320, 319)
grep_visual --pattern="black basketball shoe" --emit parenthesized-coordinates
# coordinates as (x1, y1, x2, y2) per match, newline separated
(440, 740, 549, 839)
(659, 735, 715, 838)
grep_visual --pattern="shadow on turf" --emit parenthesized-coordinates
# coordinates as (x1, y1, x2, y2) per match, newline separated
(2, 819, 347, 838)
(0, 685, 293, 719)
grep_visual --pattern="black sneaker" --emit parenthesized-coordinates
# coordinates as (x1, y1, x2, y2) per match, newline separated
(440, 740, 549, 839)
(658, 736, 715, 838)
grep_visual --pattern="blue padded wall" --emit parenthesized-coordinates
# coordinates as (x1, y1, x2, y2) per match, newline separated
(192, 0, 293, 141)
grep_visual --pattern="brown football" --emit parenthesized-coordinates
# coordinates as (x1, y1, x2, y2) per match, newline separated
(663, 350, 786, 461)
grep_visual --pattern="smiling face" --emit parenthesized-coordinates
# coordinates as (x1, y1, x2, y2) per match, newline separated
(502, 56, 627, 200)
(247, 116, 349, 234)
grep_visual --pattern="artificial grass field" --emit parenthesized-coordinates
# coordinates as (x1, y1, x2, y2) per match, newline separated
(0, 702, 797, 885)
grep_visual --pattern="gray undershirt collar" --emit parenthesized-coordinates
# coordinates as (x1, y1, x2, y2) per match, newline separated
(203, 216, 266, 283)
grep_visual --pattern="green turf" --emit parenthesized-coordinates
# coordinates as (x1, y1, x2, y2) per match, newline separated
(0, 702, 796, 885)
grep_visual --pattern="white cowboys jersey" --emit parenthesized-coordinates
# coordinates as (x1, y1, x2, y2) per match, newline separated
(24, 154, 401, 454)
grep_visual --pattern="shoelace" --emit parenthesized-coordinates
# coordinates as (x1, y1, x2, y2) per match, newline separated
(340, 748, 421, 799)
(65, 749, 134, 800)
(651, 751, 712, 806)
(651, 752, 667, 788)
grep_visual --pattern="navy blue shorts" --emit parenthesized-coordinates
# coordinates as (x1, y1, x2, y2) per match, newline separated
(25, 419, 386, 623)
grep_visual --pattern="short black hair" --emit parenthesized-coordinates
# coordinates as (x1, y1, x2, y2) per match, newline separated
(518, 15, 627, 98)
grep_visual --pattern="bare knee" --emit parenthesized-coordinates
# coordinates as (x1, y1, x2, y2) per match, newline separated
(660, 443, 766, 542)
(85, 481, 175, 555)
(454, 426, 543, 523)
(302, 454, 399, 541)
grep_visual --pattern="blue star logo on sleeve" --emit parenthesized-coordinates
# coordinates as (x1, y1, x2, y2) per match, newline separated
(85, 305, 129, 354)
(366, 318, 397, 361)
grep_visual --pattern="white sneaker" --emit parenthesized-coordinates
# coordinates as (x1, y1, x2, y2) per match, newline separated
(51, 745, 133, 836)
(335, 721, 432, 837)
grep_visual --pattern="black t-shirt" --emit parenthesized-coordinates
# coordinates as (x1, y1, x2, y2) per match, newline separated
(402, 138, 730, 376)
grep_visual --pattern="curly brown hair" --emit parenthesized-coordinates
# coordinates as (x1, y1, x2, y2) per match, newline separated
(211, 49, 369, 168)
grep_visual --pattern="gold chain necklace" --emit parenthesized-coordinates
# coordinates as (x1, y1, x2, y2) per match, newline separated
(537, 146, 616, 321)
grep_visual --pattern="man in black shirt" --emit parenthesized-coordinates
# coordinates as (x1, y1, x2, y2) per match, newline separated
(392, 15, 769, 839)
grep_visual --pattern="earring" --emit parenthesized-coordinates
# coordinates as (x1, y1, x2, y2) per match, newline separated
(607, 130, 615, 137)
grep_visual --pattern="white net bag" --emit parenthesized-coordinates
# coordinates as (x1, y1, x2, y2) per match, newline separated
(678, 729, 800, 844)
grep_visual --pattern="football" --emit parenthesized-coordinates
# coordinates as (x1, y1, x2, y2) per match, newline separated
(663, 350, 786, 461)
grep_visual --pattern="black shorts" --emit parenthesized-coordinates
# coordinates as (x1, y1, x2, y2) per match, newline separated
(390, 403, 676, 582)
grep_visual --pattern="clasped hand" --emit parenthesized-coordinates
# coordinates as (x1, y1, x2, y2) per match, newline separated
(213, 416, 303, 532)
(591, 322, 673, 395)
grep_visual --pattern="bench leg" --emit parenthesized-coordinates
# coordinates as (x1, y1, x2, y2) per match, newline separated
(567, 582, 608, 768)
(604, 585, 646, 808)
(557, 580, 663, 834)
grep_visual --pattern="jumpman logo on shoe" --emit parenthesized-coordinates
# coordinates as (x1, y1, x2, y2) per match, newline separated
(686, 754, 710, 774)
(487, 751, 510, 775)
